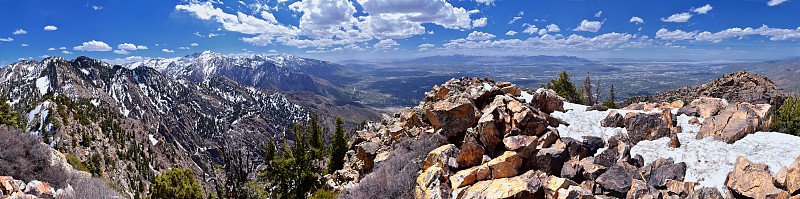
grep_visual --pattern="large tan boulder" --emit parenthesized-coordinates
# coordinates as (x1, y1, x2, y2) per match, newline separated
(665, 180, 696, 198)
(696, 103, 766, 143)
(423, 144, 460, 170)
(556, 185, 593, 199)
(679, 97, 729, 117)
(24, 180, 54, 198)
(502, 135, 537, 151)
(726, 156, 785, 198)
(776, 156, 800, 195)
(458, 170, 547, 199)
(449, 165, 491, 190)
(600, 110, 625, 128)
(486, 151, 523, 179)
(531, 88, 565, 114)
(475, 109, 502, 155)
(425, 96, 479, 139)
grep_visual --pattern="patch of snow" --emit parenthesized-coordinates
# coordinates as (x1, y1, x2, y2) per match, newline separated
(35, 76, 49, 95)
(482, 83, 492, 91)
(520, 91, 533, 104)
(632, 132, 800, 194)
(80, 68, 90, 75)
(149, 134, 159, 145)
(554, 101, 800, 194)
(90, 99, 100, 107)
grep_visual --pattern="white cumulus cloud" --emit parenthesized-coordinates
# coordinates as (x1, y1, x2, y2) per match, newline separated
(523, 25, 539, 35)
(472, 17, 488, 27)
(474, 0, 494, 5)
(594, 11, 602, 18)
(546, 24, 560, 32)
(62, 50, 72, 54)
(0, 38, 13, 42)
(191, 43, 199, 46)
(162, 49, 175, 53)
(506, 31, 518, 36)
(12, 29, 27, 35)
(118, 43, 148, 51)
(48, 47, 56, 51)
(655, 28, 697, 40)
(373, 39, 399, 49)
(466, 31, 495, 41)
(768, 0, 788, 6)
(44, 25, 58, 31)
(113, 49, 130, 55)
(74, 40, 112, 51)
(630, 17, 644, 24)
(661, 13, 692, 23)
(693, 4, 713, 14)
(573, 20, 603, 32)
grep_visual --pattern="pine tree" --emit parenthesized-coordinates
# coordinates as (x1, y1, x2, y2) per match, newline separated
(262, 121, 325, 199)
(602, 84, 618, 109)
(308, 114, 325, 160)
(0, 95, 25, 129)
(147, 168, 204, 199)
(548, 71, 583, 104)
(582, 72, 593, 106)
(328, 117, 348, 172)
(771, 97, 800, 136)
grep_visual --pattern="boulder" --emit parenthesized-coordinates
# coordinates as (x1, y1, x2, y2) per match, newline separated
(458, 170, 547, 199)
(596, 162, 639, 197)
(639, 158, 687, 188)
(423, 144, 460, 170)
(623, 112, 672, 144)
(546, 176, 577, 193)
(356, 141, 381, 173)
(561, 159, 585, 183)
(449, 165, 491, 190)
(665, 180, 696, 197)
(502, 135, 537, 151)
(511, 107, 549, 136)
(594, 134, 631, 167)
(415, 166, 449, 199)
(24, 180, 54, 198)
(668, 133, 680, 148)
(697, 103, 765, 143)
(586, 104, 609, 111)
(537, 130, 560, 149)
(689, 97, 729, 118)
(726, 156, 784, 198)
(581, 136, 605, 156)
(556, 185, 593, 199)
(777, 156, 800, 195)
(531, 88, 565, 114)
(486, 151, 523, 179)
(476, 109, 503, 155)
(54, 185, 74, 199)
(671, 100, 685, 109)
(457, 130, 485, 168)
(626, 179, 658, 199)
(686, 187, 724, 199)
(425, 96, 479, 139)
(600, 110, 625, 128)
(532, 147, 567, 176)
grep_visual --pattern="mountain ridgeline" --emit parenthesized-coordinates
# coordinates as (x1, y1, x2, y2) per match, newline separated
(0, 55, 341, 197)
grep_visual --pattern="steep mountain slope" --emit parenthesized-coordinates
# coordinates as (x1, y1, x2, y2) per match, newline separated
(123, 51, 356, 101)
(0, 56, 311, 197)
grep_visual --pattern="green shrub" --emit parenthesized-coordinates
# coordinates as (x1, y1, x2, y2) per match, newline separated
(310, 189, 337, 199)
(772, 96, 800, 136)
(147, 168, 204, 199)
(66, 154, 91, 173)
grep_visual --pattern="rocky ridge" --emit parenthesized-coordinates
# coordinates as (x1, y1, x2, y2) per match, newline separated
(624, 70, 786, 108)
(328, 77, 719, 199)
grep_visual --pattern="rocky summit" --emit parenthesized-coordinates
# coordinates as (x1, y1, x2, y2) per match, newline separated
(626, 70, 786, 107)
(329, 73, 800, 199)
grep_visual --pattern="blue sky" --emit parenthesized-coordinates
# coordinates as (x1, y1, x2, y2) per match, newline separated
(1, 0, 799, 65)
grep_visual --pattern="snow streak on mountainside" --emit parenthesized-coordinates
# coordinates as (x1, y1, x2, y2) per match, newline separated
(123, 51, 353, 100)
(0, 56, 312, 196)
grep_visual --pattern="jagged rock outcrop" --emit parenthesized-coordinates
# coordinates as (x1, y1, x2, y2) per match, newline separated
(726, 156, 788, 198)
(696, 102, 773, 143)
(331, 77, 703, 199)
(625, 70, 786, 107)
(0, 176, 75, 199)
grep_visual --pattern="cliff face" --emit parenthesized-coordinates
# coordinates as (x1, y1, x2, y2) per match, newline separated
(625, 70, 786, 107)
